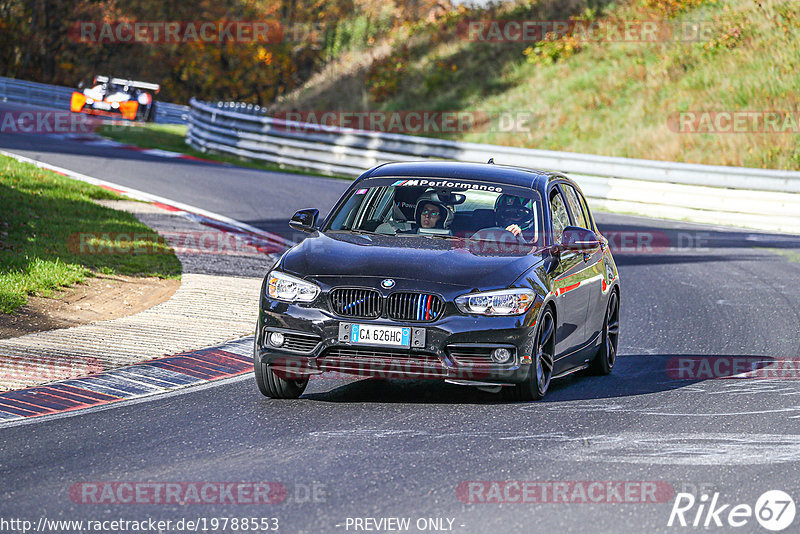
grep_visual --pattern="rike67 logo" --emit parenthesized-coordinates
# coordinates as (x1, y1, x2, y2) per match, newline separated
(668, 490, 795, 531)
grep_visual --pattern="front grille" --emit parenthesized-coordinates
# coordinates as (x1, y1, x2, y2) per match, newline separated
(387, 292, 444, 322)
(447, 345, 515, 366)
(330, 288, 381, 318)
(318, 347, 446, 377)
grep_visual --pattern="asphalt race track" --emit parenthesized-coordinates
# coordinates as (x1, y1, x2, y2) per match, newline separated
(2, 102, 800, 533)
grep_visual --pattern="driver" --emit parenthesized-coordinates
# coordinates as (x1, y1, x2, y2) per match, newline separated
(495, 194, 536, 240)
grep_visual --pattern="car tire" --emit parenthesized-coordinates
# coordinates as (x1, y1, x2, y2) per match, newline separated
(146, 102, 156, 122)
(504, 306, 555, 401)
(254, 361, 309, 399)
(588, 289, 619, 376)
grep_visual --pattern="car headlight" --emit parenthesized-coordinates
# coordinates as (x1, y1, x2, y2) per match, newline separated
(455, 289, 535, 316)
(266, 271, 319, 303)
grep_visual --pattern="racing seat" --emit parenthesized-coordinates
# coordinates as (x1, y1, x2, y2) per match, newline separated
(376, 187, 426, 234)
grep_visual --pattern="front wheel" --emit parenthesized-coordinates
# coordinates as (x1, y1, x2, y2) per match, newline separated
(255, 361, 308, 399)
(588, 290, 619, 375)
(505, 307, 555, 401)
(145, 102, 156, 122)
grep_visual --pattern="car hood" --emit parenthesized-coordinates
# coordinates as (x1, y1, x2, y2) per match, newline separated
(280, 232, 544, 291)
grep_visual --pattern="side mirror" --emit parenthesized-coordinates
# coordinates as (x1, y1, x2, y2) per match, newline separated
(289, 208, 319, 233)
(77, 81, 85, 90)
(560, 226, 600, 251)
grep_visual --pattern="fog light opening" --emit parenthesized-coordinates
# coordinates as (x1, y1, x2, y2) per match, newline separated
(268, 332, 285, 347)
(491, 348, 512, 364)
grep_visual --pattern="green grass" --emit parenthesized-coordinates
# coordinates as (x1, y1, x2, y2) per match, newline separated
(98, 123, 354, 180)
(274, 0, 800, 170)
(759, 247, 800, 263)
(101, 123, 190, 153)
(0, 155, 181, 313)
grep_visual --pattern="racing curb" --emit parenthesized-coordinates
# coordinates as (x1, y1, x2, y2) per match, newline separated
(0, 149, 293, 396)
(0, 336, 255, 425)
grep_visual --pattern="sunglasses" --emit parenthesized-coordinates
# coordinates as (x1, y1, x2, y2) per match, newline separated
(421, 210, 440, 217)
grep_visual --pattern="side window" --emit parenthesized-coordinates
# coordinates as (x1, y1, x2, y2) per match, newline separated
(576, 191, 594, 232)
(549, 188, 570, 244)
(562, 184, 588, 229)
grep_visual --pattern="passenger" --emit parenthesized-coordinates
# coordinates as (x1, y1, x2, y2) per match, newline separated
(419, 202, 442, 229)
(414, 197, 453, 233)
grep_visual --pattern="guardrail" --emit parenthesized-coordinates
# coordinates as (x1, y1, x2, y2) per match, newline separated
(0, 76, 189, 124)
(187, 98, 800, 234)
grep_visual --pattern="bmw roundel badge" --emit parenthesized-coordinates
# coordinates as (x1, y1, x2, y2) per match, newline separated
(381, 279, 395, 289)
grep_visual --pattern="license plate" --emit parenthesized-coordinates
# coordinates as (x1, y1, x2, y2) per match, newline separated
(94, 102, 111, 110)
(349, 324, 411, 348)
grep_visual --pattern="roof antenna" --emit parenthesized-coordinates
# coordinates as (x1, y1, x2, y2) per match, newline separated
(487, 158, 494, 164)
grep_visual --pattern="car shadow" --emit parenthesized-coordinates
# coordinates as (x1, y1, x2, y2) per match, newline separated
(300, 353, 780, 404)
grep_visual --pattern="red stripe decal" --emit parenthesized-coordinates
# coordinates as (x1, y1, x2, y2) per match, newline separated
(559, 282, 581, 296)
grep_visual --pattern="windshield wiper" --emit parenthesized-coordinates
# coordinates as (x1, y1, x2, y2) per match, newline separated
(329, 229, 382, 236)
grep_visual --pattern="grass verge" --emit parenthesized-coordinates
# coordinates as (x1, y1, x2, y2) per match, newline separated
(0, 155, 181, 314)
(98, 123, 354, 180)
(274, 0, 800, 170)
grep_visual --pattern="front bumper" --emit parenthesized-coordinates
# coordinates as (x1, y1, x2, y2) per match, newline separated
(79, 105, 138, 120)
(255, 299, 540, 385)
(70, 94, 139, 121)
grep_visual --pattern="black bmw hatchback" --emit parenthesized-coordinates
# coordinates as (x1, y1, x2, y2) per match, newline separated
(254, 161, 620, 400)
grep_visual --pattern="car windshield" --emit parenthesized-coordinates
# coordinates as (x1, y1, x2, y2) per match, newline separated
(323, 178, 543, 248)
